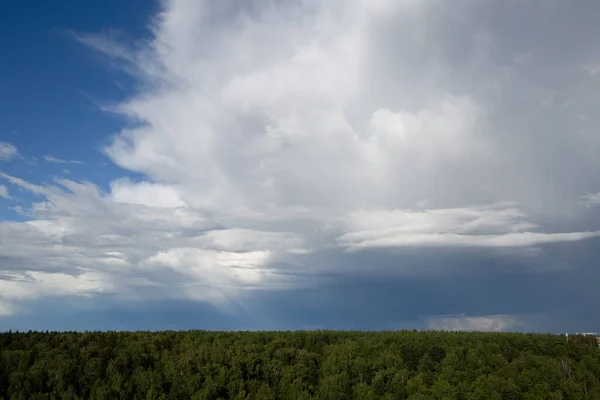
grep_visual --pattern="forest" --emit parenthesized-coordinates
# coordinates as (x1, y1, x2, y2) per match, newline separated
(1, 330, 599, 399)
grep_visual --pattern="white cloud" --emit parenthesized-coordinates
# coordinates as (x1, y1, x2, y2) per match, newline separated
(340, 231, 600, 250)
(0, 184, 9, 199)
(425, 314, 521, 332)
(143, 248, 272, 301)
(337, 204, 600, 250)
(0, 173, 304, 310)
(343, 205, 537, 235)
(0, 142, 18, 161)
(110, 178, 185, 208)
(44, 155, 83, 164)
(338, 205, 600, 250)
(0, 270, 114, 316)
(579, 192, 600, 207)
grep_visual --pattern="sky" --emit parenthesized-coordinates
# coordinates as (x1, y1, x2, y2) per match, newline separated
(1, 0, 600, 333)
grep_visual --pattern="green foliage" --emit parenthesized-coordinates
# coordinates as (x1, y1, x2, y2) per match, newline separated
(0, 330, 598, 399)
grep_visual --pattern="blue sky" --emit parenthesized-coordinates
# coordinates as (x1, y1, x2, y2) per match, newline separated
(1, 0, 600, 333)
(0, 0, 152, 199)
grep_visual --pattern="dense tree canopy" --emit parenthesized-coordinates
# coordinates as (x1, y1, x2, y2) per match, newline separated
(0, 330, 598, 399)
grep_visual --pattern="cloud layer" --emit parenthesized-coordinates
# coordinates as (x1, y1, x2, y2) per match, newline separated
(2, 0, 600, 330)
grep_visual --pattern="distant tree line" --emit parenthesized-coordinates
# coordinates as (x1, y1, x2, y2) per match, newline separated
(568, 334, 598, 348)
(1, 330, 599, 399)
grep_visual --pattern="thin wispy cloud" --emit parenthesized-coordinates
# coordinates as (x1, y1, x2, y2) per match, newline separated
(579, 192, 600, 207)
(0, 142, 18, 161)
(0, 184, 10, 199)
(44, 155, 83, 164)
